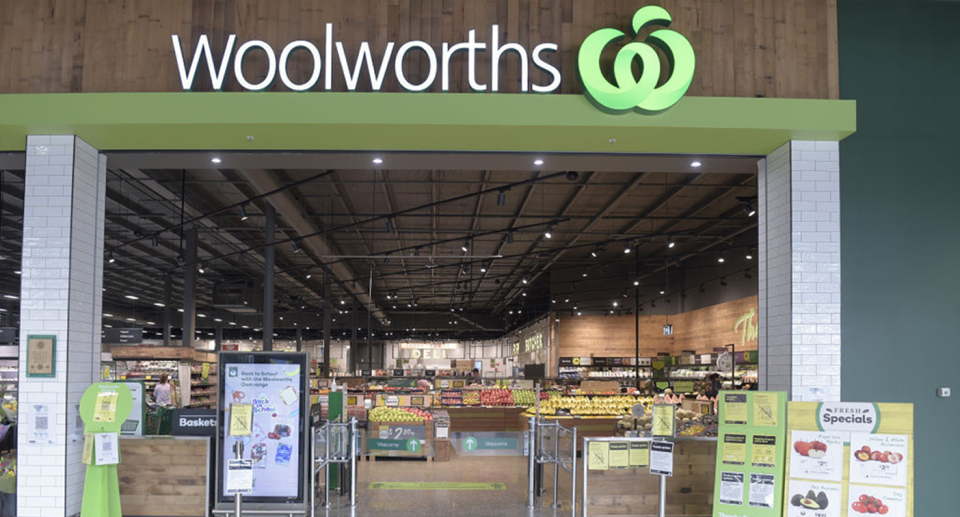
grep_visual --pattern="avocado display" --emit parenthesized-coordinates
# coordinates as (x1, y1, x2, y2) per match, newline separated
(806, 490, 817, 500)
(816, 491, 829, 509)
(790, 494, 803, 507)
(799, 498, 821, 510)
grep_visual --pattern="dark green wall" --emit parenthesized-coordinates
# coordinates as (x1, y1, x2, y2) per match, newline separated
(838, 1, 960, 514)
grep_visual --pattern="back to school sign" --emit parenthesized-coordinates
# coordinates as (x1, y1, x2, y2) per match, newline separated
(784, 402, 914, 517)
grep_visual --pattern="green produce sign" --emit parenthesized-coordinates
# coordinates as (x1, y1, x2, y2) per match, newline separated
(711, 391, 787, 517)
(368, 438, 421, 453)
(578, 6, 695, 113)
(463, 436, 518, 451)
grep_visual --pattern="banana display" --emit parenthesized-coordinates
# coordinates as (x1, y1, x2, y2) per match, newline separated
(537, 395, 653, 416)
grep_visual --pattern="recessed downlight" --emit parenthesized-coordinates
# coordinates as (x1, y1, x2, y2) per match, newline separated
(211, 157, 222, 164)
(533, 159, 544, 166)
(372, 158, 384, 165)
(691, 161, 702, 168)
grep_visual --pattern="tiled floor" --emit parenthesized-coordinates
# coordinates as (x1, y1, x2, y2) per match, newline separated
(317, 455, 576, 517)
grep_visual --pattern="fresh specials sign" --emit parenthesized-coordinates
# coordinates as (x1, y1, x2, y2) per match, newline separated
(171, 6, 694, 112)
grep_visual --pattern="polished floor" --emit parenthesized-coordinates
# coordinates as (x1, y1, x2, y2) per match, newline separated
(318, 455, 577, 517)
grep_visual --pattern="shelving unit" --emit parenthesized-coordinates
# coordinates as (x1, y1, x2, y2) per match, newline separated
(188, 363, 218, 409)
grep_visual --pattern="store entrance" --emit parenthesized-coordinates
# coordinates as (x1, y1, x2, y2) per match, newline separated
(88, 150, 760, 516)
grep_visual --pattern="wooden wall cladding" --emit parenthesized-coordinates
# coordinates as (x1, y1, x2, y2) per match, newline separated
(557, 295, 758, 358)
(0, 0, 838, 98)
(118, 437, 209, 517)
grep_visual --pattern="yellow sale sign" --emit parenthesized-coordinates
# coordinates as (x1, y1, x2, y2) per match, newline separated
(784, 402, 913, 517)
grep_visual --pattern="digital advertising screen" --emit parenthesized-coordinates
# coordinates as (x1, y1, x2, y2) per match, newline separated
(217, 352, 308, 503)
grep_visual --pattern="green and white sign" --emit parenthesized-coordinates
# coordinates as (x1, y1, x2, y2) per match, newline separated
(577, 6, 695, 113)
(452, 432, 523, 456)
(712, 391, 788, 517)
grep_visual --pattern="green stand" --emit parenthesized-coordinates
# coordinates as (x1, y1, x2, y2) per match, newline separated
(327, 391, 344, 490)
(79, 383, 133, 517)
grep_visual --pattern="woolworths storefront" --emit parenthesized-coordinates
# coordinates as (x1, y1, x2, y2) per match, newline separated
(0, 2, 858, 517)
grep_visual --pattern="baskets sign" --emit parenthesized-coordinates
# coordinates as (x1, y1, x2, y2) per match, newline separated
(171, 6, 694, 112)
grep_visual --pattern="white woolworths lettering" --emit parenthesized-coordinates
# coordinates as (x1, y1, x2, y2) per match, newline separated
(171, 26, 561, 93)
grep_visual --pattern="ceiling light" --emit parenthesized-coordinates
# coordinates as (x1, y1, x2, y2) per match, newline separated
(551, 299, 556, 304)
(211, 157, 222, 164)
(577, 311, 582, 316)
(691, 161, 702, 168)
(103, 313, 113, 317)
(506, 232, 514, 244)
(748, 209, 756, 217)
(176, 255, 185, 266)
(177, 308, 184, 313)
(214, 318, 222, 322)
(386, 219, 394, 233)
(667, 237, 675, 249)
(108, 251, 115, 263)
(521, 277, 528, 285)
(153, 302, 165, 307)
(718, 256, 725, 263)
(497, 190, 506, 206)
(633, 279, 640, 286)
(229, 321, 237, 325)
(2, 294, 17, 300)
(198, 263, 205, 274)
(198, 313, 207, 318)
(521, 292, 527, 297)
(544, 226, 553, 239)
(306, 271, 312, 279)
(480, 264, 488, 273)
(239, 204, 249, 221)
(340, 300, 346, 305)
(612, 301, 618, 307)
(564, 298, 569, 303)
(372, 158, 384, 165)
(293, 240, 301, 253)
(624, 244, 631, 254)
(746, 251, 754, 260)
(461, 240, 470, 253)
(13, 271, 20, 275)
(581, 270, 588, 278)
(533, 159, 544, 166)
(124, 295, 139, 300)
(720, 277, 728, 286)
(125, 318, 136, 322)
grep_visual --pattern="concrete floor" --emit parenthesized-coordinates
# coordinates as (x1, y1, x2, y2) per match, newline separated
(317, 455, 578, 517)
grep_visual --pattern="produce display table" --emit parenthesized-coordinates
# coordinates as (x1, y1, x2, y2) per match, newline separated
(445, 406, 527, 433)
(117, 436, 210, 517)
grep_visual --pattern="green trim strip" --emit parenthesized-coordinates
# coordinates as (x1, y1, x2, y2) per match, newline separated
(367, 482, 506, 490)
(0, 92, 855, 155)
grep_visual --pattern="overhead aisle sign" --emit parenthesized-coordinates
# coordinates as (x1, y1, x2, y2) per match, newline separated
(784, 402, 913, 517)
(712, 391, 788, 517)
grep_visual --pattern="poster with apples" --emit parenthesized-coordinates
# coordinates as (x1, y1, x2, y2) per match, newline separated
(784, 402, 914, 517)
(848, 434, 908, 487)
(789, 430, 844, 482)
(848, 484, 906, 517)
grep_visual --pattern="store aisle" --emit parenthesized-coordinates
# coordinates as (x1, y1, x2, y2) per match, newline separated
(318, 456, 574, 517)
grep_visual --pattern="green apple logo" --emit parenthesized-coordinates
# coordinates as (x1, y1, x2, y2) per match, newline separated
(578, 5, 695, 112)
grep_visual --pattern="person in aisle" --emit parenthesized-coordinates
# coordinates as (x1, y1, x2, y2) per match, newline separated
(417, 378, 433, 390)
(153, 373, 174, 406)
(706, 373, 722, 398)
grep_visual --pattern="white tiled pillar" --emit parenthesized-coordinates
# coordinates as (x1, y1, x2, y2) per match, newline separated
(757, 141, 841, 401)
(17, 136, 106, 517)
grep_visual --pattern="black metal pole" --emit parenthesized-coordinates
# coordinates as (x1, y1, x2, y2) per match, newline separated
(182, 228, 197, 348)
(215, 322, 223, 352)
(367, 269, 373, 367)
(263, 203, 275, 351)
(296, 326, 302, 352)
(322, 272, 332, 377)
(163, 273, 172, 347)
(634, 243, 641, 392)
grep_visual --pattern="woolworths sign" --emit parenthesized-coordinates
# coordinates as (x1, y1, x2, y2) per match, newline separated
(171, 6, 694, 112)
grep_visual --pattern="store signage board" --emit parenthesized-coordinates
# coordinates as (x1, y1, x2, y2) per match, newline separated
(173, 408, 216, 436)
(216, 352, 308, 505)
(783, 402, 914, 517)
(452, 432, 524, 456)
(102, 328, 143, 344)
(169, 6, 693, 115)
(116, 381, 145, 436)
(649, 441, 675, 476)
(26, 335, 55, 377)
(222, 344, 239, 351)
(711, 391, 787, 517)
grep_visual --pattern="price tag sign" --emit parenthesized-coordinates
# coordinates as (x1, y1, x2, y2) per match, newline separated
(227, 459, 254, 494)
(650, 441, 675, 476)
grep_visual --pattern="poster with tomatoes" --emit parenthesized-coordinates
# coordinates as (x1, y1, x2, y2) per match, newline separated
(848, 433, 908, 487)
(848, 484, 906, 517)
(789, 430, 844, 482)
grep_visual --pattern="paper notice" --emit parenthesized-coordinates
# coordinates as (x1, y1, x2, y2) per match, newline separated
(719, 471, 745, 506)
(230, 404, 253, 436)
(588, 441, 609, 470)
(649, 441, 674, 476)
(93, 391, 119, 423)
(748, 473, 776, 508)
(94, 433, 120, 465)
(753, 392, 778, 427)
(629, 441, 649, 468)
(724, 393, 748, 425)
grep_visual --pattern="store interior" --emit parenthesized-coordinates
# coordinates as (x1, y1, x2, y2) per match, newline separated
(0, 150, 761, 515)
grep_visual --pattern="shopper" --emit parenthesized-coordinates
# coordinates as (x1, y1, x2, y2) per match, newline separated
(154, 373, 174, 406)
(706, 373, 722, 398)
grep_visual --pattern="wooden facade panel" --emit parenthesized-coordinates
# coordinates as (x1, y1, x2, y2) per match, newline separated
(557, 295, 758, 358)
(117, 437, 209, 517)
(0, 0, 838, 97)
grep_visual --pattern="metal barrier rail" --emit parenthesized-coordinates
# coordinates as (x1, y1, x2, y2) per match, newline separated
(310, 417, 358, 517)
(579, 436, 716, 517)
(527, 416, 577, 516)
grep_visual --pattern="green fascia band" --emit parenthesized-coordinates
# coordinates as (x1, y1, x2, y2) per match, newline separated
(0, 92, 855, 155)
